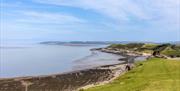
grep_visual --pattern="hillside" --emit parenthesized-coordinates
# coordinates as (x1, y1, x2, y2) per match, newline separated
(108, 43, 180, 58)
(85, 58, 180, 91)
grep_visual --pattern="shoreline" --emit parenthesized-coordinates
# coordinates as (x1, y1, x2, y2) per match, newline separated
(0, 63, 128, 91)
(0, 48, 148, 91)
(78, 64, 127, 90)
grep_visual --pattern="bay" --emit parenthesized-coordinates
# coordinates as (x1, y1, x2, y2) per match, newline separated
(0, 44, 123, 78)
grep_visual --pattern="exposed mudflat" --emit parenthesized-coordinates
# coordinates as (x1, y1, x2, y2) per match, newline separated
(0, 66, 123, 91)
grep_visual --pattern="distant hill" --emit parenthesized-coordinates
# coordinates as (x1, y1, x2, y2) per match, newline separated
(39, 41, 157, 45)
(40, 41, 127, 45)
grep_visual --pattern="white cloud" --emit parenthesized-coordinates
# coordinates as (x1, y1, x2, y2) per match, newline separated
(13, 11, 85, 24)
(34, 0, 152, 21)
(34, 0, 180, 27)
(138, 0, 180, 28)
(2, 0, 180, 42)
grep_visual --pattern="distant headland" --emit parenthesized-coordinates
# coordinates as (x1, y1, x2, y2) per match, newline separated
(40, 41, 180, 45)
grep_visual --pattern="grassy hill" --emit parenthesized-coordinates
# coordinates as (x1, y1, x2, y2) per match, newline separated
(108, 43, 180, 57)
(85, 58, 180, 91)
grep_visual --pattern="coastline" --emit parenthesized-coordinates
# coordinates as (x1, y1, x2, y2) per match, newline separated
(0, 64, 127, 91)
(0, 48, 149, 91)
(78, 64, 127, 90)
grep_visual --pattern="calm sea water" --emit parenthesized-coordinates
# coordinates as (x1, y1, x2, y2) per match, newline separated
(0, 44, 123, 78)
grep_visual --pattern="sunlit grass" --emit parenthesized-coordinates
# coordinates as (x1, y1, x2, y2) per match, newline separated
(85, 58, 180, 91)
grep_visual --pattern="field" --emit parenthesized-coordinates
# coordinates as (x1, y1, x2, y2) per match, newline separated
(85, 58, 180, 91)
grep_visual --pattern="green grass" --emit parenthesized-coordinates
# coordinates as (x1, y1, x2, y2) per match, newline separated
(141, 44, 158, 49)
(136, 44, 157, 54)
(161, 47, 180, 57)
(85, 58, 180, 91)
(108, 43, 180, 57)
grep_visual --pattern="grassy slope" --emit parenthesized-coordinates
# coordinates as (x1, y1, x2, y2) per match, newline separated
(109, 43, 180, 57)
(139, 44, 158, 54)
(85, 58, 180, 91)
(161, 47, 180, 57)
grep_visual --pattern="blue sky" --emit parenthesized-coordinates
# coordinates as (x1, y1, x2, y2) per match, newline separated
(0, 0, 180, 43)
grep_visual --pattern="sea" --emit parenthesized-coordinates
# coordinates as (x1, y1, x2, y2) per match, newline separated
(0, 43, 123, 78)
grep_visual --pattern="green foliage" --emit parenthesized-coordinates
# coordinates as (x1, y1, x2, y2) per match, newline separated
(108, 43, 144, 50)
(108, 43, 180, 57)
(85, 58, 180, 91)
(172, 45, 180, 50)
(141, 44, 158, 49)
(108, 44, 125, 48)
(161, 47, 180, 57)
(153, 43, 171, 52)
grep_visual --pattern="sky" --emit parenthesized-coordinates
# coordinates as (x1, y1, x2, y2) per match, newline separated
(0, 0, 180, 43)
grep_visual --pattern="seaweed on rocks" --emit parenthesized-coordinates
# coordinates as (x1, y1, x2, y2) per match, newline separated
(0, 69, 114, 91)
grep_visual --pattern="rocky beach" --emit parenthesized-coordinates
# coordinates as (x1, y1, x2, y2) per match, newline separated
(0, 64, 128, 91)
